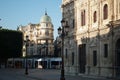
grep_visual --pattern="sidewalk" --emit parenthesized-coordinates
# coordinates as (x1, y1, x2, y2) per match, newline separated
(1, 68, 114, 80)
(26, 69, 113, 80)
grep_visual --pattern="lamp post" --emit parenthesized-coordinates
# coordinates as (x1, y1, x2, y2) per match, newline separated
(45, 39, 48, 56)
(25, 35, 30, 75)
(42, 44, 47, 69)
(58, 19, 69, 80)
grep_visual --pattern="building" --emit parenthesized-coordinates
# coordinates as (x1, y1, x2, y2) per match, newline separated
(61, 0, 120, 78)
(18, 12, 54, 58)
(54, 37, 62, 57)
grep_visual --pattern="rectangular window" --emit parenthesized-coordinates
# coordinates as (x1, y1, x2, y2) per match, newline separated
(104, 44, 108, 58)
(73, 19, 75, 28)
(46, 23, 48, 27)
(72, 52, 74, 65)
(93, 50, 97, 66)
(65, 49, 68, 58)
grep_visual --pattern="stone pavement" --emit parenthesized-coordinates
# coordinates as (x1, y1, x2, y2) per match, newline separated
(0, 68, 115, 80)
(26, 69, 113, 80)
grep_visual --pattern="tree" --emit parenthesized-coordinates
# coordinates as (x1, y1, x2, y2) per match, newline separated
(0, 29, 23, 61)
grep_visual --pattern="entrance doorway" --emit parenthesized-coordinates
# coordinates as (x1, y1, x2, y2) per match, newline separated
(78, 44, 86, 73)
(115, 39, 120, 77)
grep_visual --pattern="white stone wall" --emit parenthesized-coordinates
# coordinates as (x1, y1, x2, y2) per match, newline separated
(62, 0, 120, 78)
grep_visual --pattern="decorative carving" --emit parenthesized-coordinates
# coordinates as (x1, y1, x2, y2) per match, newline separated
(89, 38, 97, 47)
(81, 36, 89, 43)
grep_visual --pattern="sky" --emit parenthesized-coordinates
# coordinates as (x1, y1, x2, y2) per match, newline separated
(0, 0, 62, 39)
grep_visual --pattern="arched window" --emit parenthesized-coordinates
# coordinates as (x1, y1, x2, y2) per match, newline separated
(93, 11, 97, 23)
(81, 10, 86, 26)
(81, 12, 84, 26)
(103, 4, 108, 20)
(119, 3, 120, 13)
(83, 10, 86, 25)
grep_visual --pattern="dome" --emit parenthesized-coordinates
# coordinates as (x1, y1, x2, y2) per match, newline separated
(40, 13, 52, 23)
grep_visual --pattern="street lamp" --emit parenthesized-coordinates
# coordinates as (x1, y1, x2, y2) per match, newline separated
(58, 18, 69, 80)
(25, 35, 30, 75)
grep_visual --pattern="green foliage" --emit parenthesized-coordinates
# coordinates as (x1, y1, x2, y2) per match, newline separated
(0, 29, 23, 59)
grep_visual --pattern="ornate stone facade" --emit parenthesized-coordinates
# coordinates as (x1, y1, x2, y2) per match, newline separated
(61, 0, 120, 78)
(18, 13, 54, 57)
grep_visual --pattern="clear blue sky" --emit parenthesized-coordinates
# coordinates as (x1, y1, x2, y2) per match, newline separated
(0, 0, 62, 39)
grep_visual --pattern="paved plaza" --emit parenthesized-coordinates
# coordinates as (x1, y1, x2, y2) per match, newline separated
(0, 68, 116, 80)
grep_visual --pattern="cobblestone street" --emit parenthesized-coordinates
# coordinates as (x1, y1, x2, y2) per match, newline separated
(0, 68, 115, 80)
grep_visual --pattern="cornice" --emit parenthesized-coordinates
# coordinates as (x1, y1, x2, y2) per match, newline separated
(61, 0, 74, 8)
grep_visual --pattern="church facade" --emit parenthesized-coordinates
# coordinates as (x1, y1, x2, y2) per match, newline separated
(61, 0, 120, 78)
(18, 13, 54, 57)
